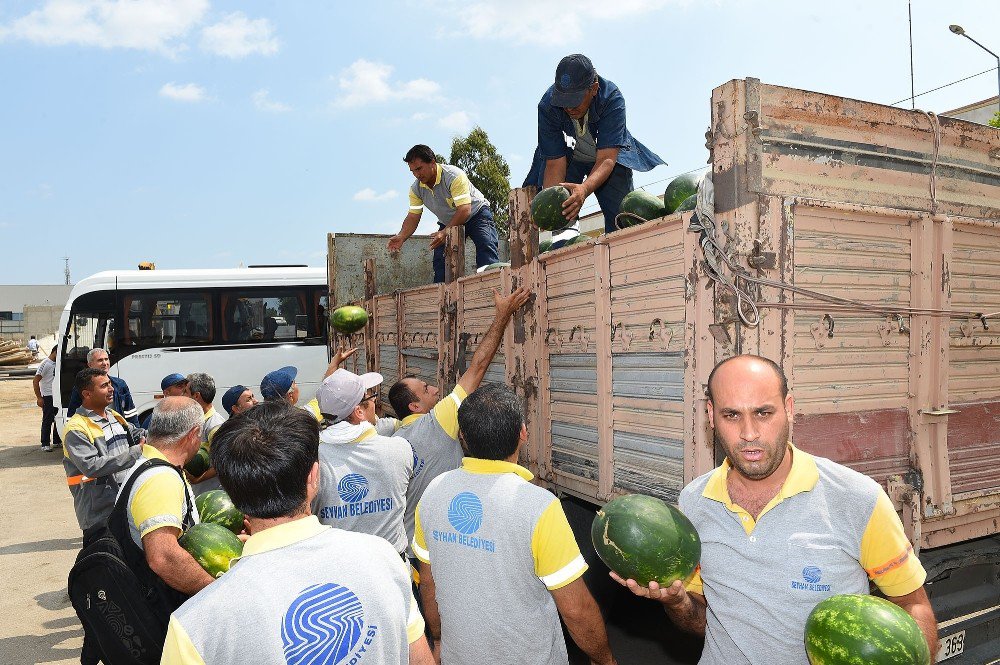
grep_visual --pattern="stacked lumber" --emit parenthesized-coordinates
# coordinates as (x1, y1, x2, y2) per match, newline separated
(0, 340, 35, 366)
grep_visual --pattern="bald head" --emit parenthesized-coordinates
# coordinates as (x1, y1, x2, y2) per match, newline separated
(706, 355, 788, 404)
(148, 396, 204, 448)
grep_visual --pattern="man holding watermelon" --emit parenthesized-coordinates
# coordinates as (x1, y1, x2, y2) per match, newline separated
(161, 401, 434, 664)
(524, 54, 665, 234)
(612, 355, 938, 663)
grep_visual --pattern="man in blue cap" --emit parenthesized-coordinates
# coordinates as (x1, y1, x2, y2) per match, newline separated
(141, 373, 190, 429)
(260, 347, 362, 421)
(524, 54, 665, 234)
(221, 384, 257, 417)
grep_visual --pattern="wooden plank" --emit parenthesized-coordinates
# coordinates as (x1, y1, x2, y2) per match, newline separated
(596, 242, 613, 500)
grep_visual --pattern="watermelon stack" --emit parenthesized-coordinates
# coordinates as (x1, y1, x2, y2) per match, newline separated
(330, 305, 368, 334)
(618, 190, 666, 228)
(674, 194, 698, 213)
(179, 522, 243, 578)
(663, 170, 707, 214)
(530, 186, 574, 232)
(804, 594, 930, 665)
(591, 494, 700, 587)
(195, 489, 245, 534)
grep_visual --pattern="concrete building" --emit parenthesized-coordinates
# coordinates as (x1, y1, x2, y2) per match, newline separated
(942, 95, 1000, 125)
(0, 285, 73, 342)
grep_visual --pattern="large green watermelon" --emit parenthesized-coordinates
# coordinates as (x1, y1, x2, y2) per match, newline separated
(618, 190, 666, 228)
(184, 446, 211, 477)
(805, 594, 930, 665)
(561, 233, 590, 248)
(178, 522, 243, 578)
(531, 186, 573, 232)
(591, 494, 700, 587)
(538, 239, 553, 254)
(674, 194, 698, 213)
(663, 171, 705, 214)
(195, 489, 245, 534)
(330, 305, 368, 334)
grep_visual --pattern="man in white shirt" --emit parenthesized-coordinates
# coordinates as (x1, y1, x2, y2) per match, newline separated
(33, 345, 60, 452)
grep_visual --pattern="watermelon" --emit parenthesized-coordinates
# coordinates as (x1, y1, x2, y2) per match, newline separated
(538, 239, 553, 254)
(184, 446, 211, 477)
(804, 594, 930, 665)
(178, 522, 243, 578)
(531, 186, 574, 232)
(675, 194, 698, 213)
(591, 494, 700, 587)
(480, 262, 510, 272)
(618, 190, 666, 228)
(330, 305, 368, 334)
(195, 489, 245, 534)
(561, 233, 590, 247)
(663, 171, 705, 214)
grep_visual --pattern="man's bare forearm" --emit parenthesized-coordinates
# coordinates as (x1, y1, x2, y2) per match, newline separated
(418, 562, 442, 640)
(458, 311, 509, 393)
(145, 531, 214, 595)
(664, 592, 707, 636)
(543, 157, 567, 188)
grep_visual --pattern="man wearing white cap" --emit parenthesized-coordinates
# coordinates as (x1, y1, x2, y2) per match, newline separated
(312, 368, 414, 555)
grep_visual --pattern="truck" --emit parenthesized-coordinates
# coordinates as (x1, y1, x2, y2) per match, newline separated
(329, 78, 1000, 663)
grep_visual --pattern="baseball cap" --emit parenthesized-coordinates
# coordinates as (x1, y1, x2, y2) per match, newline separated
(261, 366, 298, 399)
(550, 54, 597, 108)
(317, 369, 384, 421)
(161, 373, 188, 391)
(222, 385, 249, 415)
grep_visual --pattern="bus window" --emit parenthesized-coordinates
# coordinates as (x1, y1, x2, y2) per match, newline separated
(61, 290, 114, 405)
(222, 291, 307, 343)
(118, 291, 213, 351)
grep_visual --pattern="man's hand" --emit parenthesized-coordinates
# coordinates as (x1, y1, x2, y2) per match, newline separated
(609, 572, 687, 606)
(428, 229, 447, 250)
(387, 235, 405, 254)
(494, 286, 532, 318)
(559, 181, 588, 221)
(36, 397, 45, 408)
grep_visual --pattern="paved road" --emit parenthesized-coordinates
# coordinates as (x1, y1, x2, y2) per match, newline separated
(0, 377, 84, 665)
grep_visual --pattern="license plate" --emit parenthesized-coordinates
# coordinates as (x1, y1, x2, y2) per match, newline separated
(936, 630, 965, 662)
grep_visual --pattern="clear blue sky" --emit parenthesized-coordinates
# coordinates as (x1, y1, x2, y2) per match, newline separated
(1, 0, 997, 284)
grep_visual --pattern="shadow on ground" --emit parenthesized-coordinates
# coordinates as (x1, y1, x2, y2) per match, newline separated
(0, 629, 84, 664)
(35, 590, 72, 612)
(0, 444, 66, 470)
(0, 537, 82, 556)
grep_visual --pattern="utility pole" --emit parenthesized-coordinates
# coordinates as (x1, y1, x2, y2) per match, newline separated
(62, 256, 70, 285)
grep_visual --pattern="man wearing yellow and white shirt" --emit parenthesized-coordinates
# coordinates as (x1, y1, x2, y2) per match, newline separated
(186, 372, 226, 494)
(413, 384, 615, 665)
(119, 396, 213, 602)
(612, 355, 938, 664)
(387, 144, 500, 283)
(389, 286, 531, 547)
(162, 401, 433, 665)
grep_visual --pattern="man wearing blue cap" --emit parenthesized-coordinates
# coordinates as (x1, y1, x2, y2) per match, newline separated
(141, 374, 191, 429)
(524, 54, 665, 234)
(260, 347, 364, 422)
(221, 384, 257, 417)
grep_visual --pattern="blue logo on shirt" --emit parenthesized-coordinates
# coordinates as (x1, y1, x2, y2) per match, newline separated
(338, 474, 369, 504)
(791, 565, 831, 592)
(447, 492, 483, 534)
(802, 566, 822, 584)
(282, 583, 376, 665)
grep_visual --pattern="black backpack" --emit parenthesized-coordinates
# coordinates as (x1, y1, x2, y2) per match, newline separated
(68, 458, 196, 665)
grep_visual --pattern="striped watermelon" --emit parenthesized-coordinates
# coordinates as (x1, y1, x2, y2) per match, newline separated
(195, 489, 245, 534)
(804, 594, 930, 665)
(591, 494, 700, 587)
(531, 186, 574, 232)
(330, 305, 368, 334)
(184, 446, 211, 477)
(178, 522, 243, 578)
(618, 190, 666, 227)
(663, 171, 705, 214)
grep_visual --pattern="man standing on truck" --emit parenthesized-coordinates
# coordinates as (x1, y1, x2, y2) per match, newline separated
(387, 144, 500, 283)
(524, 54, 665, 234)
(387, 286, 531, 547)
(412, 384, 616, 665)
(612, 354, 938, 663)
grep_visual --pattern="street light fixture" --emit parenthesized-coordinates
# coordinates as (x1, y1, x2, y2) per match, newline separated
(949, 24, 1000, 114)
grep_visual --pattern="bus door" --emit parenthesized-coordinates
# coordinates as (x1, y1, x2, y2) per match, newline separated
(59, 290, 115, 411)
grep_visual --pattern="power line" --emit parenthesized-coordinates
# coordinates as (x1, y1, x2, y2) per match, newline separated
(889, 65, 999, 106)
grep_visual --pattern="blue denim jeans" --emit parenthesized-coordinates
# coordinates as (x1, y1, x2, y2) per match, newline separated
(433, 206, 500, 283)
(565, 160, 634, 234)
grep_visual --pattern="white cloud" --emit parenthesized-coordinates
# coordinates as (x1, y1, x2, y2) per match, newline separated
(200, 11, 279, 58)
(0, 0, 207, 54)
(333, 59, 442, 108)
(435, 0, 680, 45)
(159, 82, 206, 102)
(438, 111, 473, 133)
(411, 112, 431, 121)
(353, 188, 399, 202)
(252, 89, 291, 112)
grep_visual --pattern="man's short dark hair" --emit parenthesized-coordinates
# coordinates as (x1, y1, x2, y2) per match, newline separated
(75, 368, 106, 395)
(457, 384, 524, 461)
(404, 144, 436, 164)
(705, 354, 789, 402)
(388, 375, 419, 419)
(210, 400, 320, 519)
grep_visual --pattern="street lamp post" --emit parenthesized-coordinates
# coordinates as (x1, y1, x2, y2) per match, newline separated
(949, 24, 1000, 114)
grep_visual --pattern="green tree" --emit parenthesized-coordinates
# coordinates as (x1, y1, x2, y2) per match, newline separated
(449, 126, 512, 237)
(990, 111, 1000, 129)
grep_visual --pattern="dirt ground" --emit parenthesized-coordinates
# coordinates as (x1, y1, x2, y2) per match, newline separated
(0, 377, 84, 665)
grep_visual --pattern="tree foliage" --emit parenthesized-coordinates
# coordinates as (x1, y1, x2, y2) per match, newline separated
(990, 111, 1000, 129)
(449, 126, 512, 236)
